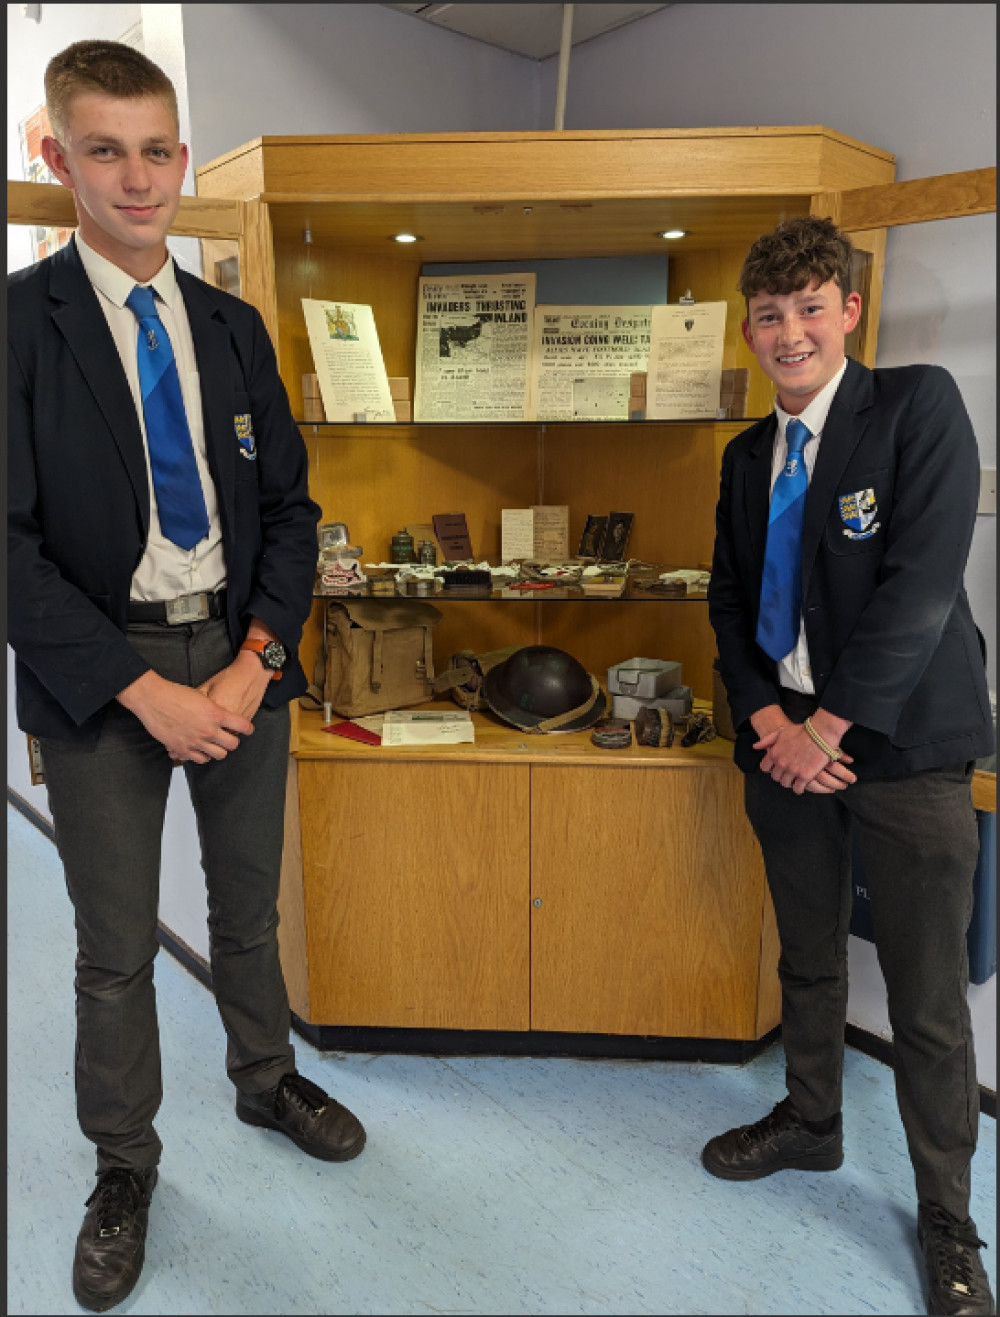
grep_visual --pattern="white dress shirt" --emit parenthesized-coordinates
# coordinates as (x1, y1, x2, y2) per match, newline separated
(75, 234, 227, 602)
(769, 358, 849, 695)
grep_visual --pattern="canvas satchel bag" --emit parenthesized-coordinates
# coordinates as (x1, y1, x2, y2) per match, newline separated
(301, 598, 443, 717)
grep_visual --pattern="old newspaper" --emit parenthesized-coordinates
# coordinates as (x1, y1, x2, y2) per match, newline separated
(531, 306, 652, 420)
(414, 274, 535, 421)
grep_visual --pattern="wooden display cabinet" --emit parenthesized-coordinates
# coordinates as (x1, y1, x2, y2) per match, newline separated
(195, 126, 897, 1052)
(7, 139, 993, 1053)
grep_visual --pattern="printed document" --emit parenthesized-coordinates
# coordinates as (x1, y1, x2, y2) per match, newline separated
(302, 299, 395, 422)
(646, 302, 727, 419)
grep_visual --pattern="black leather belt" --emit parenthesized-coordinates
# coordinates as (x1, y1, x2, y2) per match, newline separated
(126, 589, 227, 625)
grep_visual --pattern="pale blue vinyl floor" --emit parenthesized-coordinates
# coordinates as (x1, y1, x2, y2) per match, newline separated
(7, 803, 996, 1317)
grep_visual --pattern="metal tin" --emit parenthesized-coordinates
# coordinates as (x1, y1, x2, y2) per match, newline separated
(390, 529, 416, 563)
(590, 716, 633, 749)
(417, 539, 437, 566)
(607, 657, 682, 699)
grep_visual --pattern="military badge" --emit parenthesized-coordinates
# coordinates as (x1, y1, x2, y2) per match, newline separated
(839, 488, 880, 540)
(234, 413, 256, 460)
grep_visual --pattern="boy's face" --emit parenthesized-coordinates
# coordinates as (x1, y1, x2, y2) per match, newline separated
(41, 91, 187, 279)
(741, 279, 862, 415)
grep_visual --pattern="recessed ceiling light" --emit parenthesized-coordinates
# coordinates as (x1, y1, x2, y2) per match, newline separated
(391, 232, 422, 243)
(658, 229, 687, 240)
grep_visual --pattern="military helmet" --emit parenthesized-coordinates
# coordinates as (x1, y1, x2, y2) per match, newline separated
(483, 645, 606, 733)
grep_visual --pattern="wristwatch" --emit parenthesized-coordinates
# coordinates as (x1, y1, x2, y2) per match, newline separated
(240, 637, 287, 681)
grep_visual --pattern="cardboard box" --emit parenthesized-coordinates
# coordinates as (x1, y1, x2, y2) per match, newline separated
(629, 371, 647, 397)
(393, 399, 413, 423)
(388, 377, 411, 401)
(302, 397, 325, 422)
(302, 373, 321, 399)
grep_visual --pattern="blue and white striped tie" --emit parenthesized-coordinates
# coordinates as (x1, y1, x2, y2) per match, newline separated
(125, 284, 209, 550)
(756, 417, 811, 662)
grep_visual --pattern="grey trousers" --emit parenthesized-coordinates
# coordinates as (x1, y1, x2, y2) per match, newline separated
(744, 757, 980, 1219)
(40, 619, 296, 1173)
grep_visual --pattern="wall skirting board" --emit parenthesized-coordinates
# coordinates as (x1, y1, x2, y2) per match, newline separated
(9, 785, 995, 1120)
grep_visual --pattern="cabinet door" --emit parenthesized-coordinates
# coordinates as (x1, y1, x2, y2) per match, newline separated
(530, 764, 773, 1039)
(297, 759, 530, 1029)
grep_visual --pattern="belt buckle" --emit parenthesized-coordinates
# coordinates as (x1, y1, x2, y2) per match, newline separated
(165, 592, 211, 624)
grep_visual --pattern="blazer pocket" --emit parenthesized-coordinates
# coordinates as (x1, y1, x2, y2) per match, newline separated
(891, 626, 988, 747)
(825, 468, 890, 555)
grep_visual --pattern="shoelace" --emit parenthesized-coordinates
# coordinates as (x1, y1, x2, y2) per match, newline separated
(924, 1206, 989, 1296)
(85, 1169, 146, 1238)
(276, 1071, 329, 1118)
(738, 1099, 800, 1149)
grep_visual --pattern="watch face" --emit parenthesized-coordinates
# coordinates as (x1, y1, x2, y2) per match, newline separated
(261, 640, 287, 670)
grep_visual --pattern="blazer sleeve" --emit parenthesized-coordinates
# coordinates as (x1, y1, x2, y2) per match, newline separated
(819, 366, 981, 735)
(7, 336, 151, 726)
(708, 439, 783, 729)
(238, 308, 321, 651)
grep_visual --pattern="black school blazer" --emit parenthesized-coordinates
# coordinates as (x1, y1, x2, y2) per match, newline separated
(8, 237, 321, 741)
(708, 357, 993, 777)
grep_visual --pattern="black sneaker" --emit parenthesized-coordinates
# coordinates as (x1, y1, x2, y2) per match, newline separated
(701, 1097, 843, 1180)
(919, 1203, 995, 1316)
(236, 1070, 366, 1162)
(72, 1166, 157, 1312)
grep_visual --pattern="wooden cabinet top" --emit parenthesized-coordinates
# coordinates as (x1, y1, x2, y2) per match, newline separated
(195, 126, 895, 261)
(196, 125, 895, 204)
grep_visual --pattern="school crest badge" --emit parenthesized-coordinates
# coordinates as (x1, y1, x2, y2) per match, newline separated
(839, 488, 880, 540)
(234, 413, 256, 460)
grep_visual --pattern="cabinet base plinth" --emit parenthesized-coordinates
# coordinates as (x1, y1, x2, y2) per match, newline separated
(290, 1016, 781, 1065)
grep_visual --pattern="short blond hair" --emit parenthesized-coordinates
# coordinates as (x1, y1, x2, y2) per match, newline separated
(44, 39, 178, 143)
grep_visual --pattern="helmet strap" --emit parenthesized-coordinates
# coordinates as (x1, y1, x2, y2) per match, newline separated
(533, 674, 603, 732)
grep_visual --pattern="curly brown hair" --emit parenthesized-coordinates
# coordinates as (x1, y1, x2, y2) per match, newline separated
(45, 40, 177, 144)
(738, 216, 854, 305)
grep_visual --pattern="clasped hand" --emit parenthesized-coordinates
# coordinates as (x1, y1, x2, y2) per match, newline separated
(754, 720, 856, 795)
(117, 652, 271, 764)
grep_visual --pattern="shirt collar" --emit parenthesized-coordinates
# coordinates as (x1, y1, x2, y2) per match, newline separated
(75, 233, 179, 311)
(775, 357, 849, 441)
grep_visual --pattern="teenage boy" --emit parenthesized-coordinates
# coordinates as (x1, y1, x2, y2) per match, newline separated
(8, 41, 366, 1313)
(706, 216, 994, 1317)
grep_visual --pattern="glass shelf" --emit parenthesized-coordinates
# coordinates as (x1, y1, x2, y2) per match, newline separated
(315, 582, 708, 603)
(296, 418, 762, 432)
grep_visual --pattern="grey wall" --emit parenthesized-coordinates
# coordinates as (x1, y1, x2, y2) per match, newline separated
(180, 2, 539, 169)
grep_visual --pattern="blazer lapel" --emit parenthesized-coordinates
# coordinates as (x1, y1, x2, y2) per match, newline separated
(48, 241, 150, 529)
(742, 415, 778, 568)
(178, 269, 237, 537)
(800, 358, 874, 602)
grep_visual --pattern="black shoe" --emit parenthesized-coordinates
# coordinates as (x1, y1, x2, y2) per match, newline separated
(236, 1070, 366, 1162)
(72, 1166, 157, 1312)
(919, 1203, 995, 1316)
(701, 1097, 843, 1180)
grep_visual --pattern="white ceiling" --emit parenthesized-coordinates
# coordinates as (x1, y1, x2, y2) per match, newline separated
(381, 3, 671, 61)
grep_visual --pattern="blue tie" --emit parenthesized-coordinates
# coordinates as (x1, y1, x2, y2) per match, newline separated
(125, 284, 210, 550)
(756, 417, 811, 662)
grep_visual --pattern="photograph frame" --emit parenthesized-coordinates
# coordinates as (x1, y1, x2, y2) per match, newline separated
(600, 511, 634, 562)
(577, 514, 609, 559)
